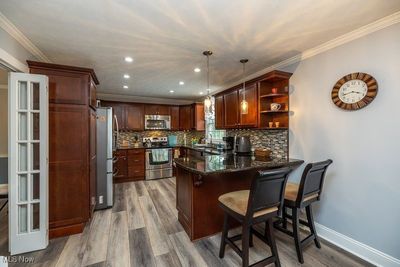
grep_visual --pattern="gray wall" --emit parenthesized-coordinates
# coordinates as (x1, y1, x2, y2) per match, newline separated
(282, 23, 400, 259)
(0, 158, 7, 184)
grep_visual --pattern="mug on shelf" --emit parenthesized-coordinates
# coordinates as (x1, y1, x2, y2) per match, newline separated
(271, 88, 278, 94)
(270, 103, 281, 111)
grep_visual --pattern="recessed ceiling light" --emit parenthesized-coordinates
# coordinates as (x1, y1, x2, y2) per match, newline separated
(123, 74, 130, 79)
(123, 85, 129, 89)
(179, 81, 184, 85)
(169, 90, 175, 93)
(194, 68, 201, 73)
(124, 57, 133, 63)
(199, 92, 204, 95)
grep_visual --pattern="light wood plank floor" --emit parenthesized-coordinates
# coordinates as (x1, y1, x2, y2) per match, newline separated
(0, 178, 373, 267)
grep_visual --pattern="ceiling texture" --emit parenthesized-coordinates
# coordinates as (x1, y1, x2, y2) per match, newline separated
(0, 0, 399, 102)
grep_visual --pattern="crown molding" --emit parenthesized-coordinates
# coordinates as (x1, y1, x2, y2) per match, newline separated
(97, 93, 194, 105)
(0, 11, 51, 63)
(213, 11, 400, 96)
(0, 47, 28, 72)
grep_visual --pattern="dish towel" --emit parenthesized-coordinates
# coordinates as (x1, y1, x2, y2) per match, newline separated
(152, 149, 169, 162)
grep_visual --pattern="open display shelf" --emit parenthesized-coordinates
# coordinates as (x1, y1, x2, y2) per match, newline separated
(258, 71, 292, 129)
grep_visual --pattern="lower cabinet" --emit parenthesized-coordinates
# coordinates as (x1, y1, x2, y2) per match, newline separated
(114, 149, 145, 182)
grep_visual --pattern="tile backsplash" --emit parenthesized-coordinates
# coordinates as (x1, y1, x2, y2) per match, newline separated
(118, 130, 205, 146)
(227, 129, 288, 159)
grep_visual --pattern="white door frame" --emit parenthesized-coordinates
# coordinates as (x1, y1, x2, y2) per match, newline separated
(8, 72, 49, 255)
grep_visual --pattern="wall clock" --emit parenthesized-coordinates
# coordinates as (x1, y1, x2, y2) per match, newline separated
(331, 72, 378, 110)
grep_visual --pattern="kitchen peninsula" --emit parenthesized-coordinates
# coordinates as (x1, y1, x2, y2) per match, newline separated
(174, 154, 303, 240)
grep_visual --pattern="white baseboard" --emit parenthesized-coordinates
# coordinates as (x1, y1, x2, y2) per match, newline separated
(315, 223, 400, 267)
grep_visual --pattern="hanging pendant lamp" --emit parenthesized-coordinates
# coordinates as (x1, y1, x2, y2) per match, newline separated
(203, 51, 213, 112)
(240, 59, 249, 115)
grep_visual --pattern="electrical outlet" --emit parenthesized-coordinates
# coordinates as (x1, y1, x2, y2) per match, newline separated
(99, 195, 104, 204)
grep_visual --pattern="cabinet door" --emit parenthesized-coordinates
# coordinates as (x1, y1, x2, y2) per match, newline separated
(114, 150, 127, 182)
(158, 105, 170, 115)
(103, 102, 125, 130)
(179, 105, 191, 130)
(89, 109, 97, 217)
(193, 103, 205, 131)
(144, 104, 158, 115)
(89, 80, 97, 109)
(239, 83, 258, 128)
(224, 89, 239, 128)
(126, 103, 144, 130)
(215, 95, 224, 129)
(170, 106, 180, 130)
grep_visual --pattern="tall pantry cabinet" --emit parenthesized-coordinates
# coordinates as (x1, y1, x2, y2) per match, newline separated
(27, 61, 99, 238)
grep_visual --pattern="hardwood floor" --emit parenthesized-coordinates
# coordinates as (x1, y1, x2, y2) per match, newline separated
(0, 179, 373, 267)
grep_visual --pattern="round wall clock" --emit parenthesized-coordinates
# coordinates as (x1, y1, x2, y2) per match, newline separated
(331, 72, 378, 110)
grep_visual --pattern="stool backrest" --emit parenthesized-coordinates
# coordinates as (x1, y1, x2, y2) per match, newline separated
(246, 167, 292, 219)
(297, 159, 333, 203)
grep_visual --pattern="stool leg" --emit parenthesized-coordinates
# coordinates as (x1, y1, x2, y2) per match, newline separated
(292, 207, 304, 263)
(249, 227, 254, 247)
(242, 224, 250, 267)
(219, 213, 229, 258)
(282, 206, 287, 229)
(265, 219, 281, 267)
(306, 205, 321, 249)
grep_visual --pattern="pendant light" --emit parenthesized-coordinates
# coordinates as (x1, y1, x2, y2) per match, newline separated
(240, 59, 249, 114)
(203, 51, 213, 112)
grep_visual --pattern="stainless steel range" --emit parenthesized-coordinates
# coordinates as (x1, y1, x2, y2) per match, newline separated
(143, 137, 173, 180)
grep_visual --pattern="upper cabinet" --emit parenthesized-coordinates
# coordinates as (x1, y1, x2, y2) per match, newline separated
(179, 103, 204, 131)
(179, 105, 191, 130)
(101, 101, 144, 131)
(170, 106, 180, 130)
(145, 104, 169, 115)
(214, 70, 292, 130)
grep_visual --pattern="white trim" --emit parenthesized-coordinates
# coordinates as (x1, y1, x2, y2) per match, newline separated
(315, 223, 400, 267)
(0, 47, 29, 72)
(209, 11, 400, 97)
(0, 11, 50, 63)
(97, 92, 194, 105)
(0, 154, 8, 158)
(0, 84, 7, 90)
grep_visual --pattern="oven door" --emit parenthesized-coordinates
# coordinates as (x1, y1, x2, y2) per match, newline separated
(146, 148, 172, 169)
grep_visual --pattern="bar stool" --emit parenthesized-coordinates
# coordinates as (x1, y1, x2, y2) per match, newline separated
(218, 167, 292, 267)
(0, 184, 8, 213)
(274, 159, 333, 263)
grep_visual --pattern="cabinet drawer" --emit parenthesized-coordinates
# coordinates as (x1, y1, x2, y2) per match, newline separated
(127, 149, 145, 155)
(128, 166, 145, 177)
(128, 156, 144, 167)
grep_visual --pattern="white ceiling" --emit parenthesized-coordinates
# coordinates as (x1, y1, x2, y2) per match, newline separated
(1, 0, 399, 101)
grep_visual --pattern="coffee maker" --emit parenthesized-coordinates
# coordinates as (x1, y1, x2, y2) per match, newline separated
(234, 135, 252, 154)
(222, 136, 234, 151)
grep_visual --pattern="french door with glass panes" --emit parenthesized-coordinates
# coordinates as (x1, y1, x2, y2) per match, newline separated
(8, 72, 48, 255)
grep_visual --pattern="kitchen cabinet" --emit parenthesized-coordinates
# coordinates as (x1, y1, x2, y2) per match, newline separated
(239, 83, 258, 127)
(145, 104, 169, 115)
(215, 94, 224, 129)
(126, 103, 144, 130)
(28, 60, 99, 238)
(170, 105, 180, 130)
(223, 89, 239, 128)
(101, 101, 144, 131)
(179, 105, 192, 130)
(114, 149, 145, 182)
(192, 103, 205, 131)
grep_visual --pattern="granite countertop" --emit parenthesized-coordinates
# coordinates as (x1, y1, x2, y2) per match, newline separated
(117, 144, 220, 153)
(174, 154, 304, 175)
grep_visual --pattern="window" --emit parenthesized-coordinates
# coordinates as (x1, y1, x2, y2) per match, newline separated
(205, 97, 225, 142)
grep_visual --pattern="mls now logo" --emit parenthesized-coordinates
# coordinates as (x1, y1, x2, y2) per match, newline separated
(0, 256, 7, 267)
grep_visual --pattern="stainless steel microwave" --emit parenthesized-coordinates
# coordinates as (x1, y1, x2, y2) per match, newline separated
(145, 115, 171, 130)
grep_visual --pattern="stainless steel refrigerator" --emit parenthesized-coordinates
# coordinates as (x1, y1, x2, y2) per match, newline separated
(96, 107, 115, 209)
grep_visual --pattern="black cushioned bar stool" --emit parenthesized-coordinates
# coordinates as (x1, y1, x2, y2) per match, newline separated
(274, 159, 333, 263)
(218, 167, 292, 267)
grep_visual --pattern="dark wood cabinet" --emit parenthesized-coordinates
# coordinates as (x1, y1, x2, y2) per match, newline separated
(28, 60, 99, 238)
(170, 105, 180, 130)
(89, 108, 97, 217)
(239, 83, 258, 128)
(104, 101, 125, 130)
(192, 103, 205, 131)
(114, 149, 145, 182)
(223, 89, 239, 128)
(215, 94, 224, 129)
(126, 103, 144, 130)
(179, 105, 192, 130)
(144, 104, 169, 115)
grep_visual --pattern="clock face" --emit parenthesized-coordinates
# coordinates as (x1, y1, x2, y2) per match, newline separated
(338, 79, 367, 104)
(331, 72, 378, 110)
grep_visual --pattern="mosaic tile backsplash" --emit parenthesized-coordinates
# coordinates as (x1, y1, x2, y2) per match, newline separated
(118, 130, 205, 146)
(118, 129, 288, 159)
(226, 129, 288, 159)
